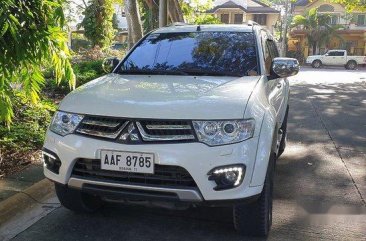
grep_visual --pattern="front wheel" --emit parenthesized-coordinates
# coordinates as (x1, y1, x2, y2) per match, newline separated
(233, 154, 275, 237)
(312, 60, 322, 68)
(55, 183, 103, 213)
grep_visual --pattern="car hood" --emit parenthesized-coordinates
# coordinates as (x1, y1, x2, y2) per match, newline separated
(59, 73, 260, 119)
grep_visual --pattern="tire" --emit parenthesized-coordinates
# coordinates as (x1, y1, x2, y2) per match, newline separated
(278, 106, 289, 157)
(311, 60, 322, 68)
(233, 154, 275, 237)
(346, 60, 357, 70)
(55, 183, 103, 213)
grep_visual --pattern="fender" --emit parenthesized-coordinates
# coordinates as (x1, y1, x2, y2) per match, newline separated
(250, 109, 277, 187)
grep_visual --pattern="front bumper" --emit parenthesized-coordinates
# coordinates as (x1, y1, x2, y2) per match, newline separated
(43, 130, 263, 201)
(305, 58, 313, 64)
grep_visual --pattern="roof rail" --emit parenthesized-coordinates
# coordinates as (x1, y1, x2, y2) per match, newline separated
(167, 22, 190, 27)
(247, 20, 260, 26)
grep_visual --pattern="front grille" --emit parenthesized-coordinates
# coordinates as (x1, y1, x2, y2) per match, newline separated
(75, 116, 196, 143)
(72, 159, 197, 188)
(136, 120, 195, 142)
(76, 116, 128, 139)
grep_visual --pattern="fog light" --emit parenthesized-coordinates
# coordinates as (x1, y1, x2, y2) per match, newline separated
(224, 171, 238, 183)
(208, 165, 245, 191)
(42, 150, 61, 174)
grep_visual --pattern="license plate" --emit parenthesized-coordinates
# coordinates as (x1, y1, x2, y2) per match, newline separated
(100, 150, 154, 174)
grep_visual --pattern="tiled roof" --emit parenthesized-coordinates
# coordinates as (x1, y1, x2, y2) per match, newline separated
(206, 1, 247, 13)
(247, 7, 279, 13)
(207, 0, 279, 14)
(293, 0, 310, 6)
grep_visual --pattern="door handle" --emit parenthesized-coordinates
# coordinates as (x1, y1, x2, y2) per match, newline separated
(277, 83, 282, 88)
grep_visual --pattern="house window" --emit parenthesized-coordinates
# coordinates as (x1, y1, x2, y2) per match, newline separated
(253, 14, 267, 25)
(318, 4, 334, 12)
(329, 15, 338, 25)
(357, 15, 365, 25)
(221, 14, 229, 24)
(234, 14, 243, 24)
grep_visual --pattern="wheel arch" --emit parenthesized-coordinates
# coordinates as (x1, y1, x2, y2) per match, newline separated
(312, 59, 322, 66)
(249, 109, 277, 187)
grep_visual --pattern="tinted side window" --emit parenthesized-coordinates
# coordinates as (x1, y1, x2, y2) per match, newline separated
(327, 51, 336, 56)
(271, 41, 279, 58)
(261, 33, 272, 74)
(267, 40, 279, 59)
(263, 41, 272, 74)
(335, 51, 345, 56)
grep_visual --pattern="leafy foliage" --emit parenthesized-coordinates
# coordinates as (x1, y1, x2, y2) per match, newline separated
(331, 0, 366, 11)
(79, 0, 115, 48)
(0, 93, 56, 175)
(139, 0, 159, 33)
(181, 0, 217, 23)
(0, 0, 75, 126)
(193, 14, 221, 24)
(44, 59, 105, 94)
(292, 8, 343, 54)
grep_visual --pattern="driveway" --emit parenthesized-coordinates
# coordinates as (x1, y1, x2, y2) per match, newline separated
(9, 68, 366, 241)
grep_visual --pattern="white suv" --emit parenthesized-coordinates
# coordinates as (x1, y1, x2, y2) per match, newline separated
(43, 24, 299, 237)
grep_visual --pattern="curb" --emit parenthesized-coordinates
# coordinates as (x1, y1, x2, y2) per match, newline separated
(0, 178, 55, 227)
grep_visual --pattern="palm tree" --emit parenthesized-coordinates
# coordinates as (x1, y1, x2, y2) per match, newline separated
(292, 8, 343, 55)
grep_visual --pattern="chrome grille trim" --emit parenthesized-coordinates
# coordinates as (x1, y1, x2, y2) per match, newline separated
(76, 120, 129, 139)
(75, 116, 196, 143)
(136, 122, 195, 141)
(145, 125, 192, 130)
(82, 119, 121, 128)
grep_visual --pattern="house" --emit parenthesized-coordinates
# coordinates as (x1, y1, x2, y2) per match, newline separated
(289, 0, 366, 59)
(206, 0, 280, 33)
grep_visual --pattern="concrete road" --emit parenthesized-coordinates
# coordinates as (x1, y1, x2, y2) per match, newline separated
(10, 67, 366, 241)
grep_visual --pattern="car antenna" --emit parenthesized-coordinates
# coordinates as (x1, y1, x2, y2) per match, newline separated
(196, 25, 201, 31)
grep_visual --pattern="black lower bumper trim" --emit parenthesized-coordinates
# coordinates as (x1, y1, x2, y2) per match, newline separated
(76, 183, 260, 207)
(82, 184, 180, 202)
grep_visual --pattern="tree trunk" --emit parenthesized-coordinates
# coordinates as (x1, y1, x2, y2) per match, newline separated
(143, 0, 159, 31)
(125, 0, 143, 49)
(280, 0, 290, 57)
(312, 42, 317, 55)
(168, 0, 184, 23)
(159, 0, 168, 27)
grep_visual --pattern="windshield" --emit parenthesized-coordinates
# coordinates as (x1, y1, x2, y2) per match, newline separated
(116, 31, 258, 77)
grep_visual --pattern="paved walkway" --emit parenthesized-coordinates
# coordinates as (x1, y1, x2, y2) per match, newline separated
(0, 165, 44, 202)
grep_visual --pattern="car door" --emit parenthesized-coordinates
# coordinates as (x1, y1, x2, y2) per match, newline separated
(333, 51, 346, 65)
(262, 32, 286, 125)
(322, 50, 336, 65)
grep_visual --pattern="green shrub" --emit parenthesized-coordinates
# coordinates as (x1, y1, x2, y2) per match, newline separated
(44, 59, 105, 95)
(0, 93, 57, 175)
(73, 59, 105, 85)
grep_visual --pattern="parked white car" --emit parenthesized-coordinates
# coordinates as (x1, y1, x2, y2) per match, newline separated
(43, 24, 299, 237)
(306, 49, 366, 69)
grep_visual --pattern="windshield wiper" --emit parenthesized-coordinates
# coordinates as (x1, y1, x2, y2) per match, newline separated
(117, 69, 189, 76)
(118, 69, 244, 77)
(181, 69, 244, 77)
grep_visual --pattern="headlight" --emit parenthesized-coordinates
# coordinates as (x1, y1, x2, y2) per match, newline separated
(49, 111, 84, 136)
(193, 119, 255, 146)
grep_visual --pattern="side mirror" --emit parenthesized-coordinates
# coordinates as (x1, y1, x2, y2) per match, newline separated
(102, 57, 120, 73)
(271, 57, 299, 78)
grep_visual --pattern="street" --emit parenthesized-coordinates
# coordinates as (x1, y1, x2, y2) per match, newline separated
(9, 67, 366, 241)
